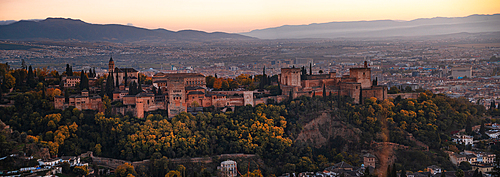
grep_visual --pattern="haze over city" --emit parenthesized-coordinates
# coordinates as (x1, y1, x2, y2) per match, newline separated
(1, 0, 500, 32)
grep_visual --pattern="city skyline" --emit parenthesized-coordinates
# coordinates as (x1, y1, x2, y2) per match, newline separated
(1, 0, 499, 33)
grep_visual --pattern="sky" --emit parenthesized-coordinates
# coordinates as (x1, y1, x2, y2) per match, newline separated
(0, 0, 499, 33)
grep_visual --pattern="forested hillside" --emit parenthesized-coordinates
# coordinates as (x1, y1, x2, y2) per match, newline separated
(0, 88, 492, 175)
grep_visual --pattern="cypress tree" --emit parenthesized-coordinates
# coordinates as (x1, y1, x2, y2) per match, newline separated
(124, 69, 128, 85)
(158, 87, 162, 95)
(401, 168, 407, 177)
(137, 75, 142, 93)
(0, 85, 3, 103)
(338, 87, 342, 109)
(309, 63, 312, 75)
(480, 121, 486, 136)
(386, 165, 391, 177)
(277, 81, 282, 95)
(99, 83, 105, 97)
(65, 89, 69, 103)
(81, 70, 89, 90)
(359, 86, 363, 105)
(27, 65, 35, 88)
(466, 118, 472, 134)
(129, 82, 136, 95)
(364, 167, 370, 177)
(115, 71, 119, 88)
(492, 100, 497, 110)
(106, 72, 114, 98)
(42, 84, 46, 99)
(391, 163, 397, 177)
(80, 70, 84, 90)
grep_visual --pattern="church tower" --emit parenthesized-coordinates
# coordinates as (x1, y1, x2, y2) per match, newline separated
(108, 57, 115, 73)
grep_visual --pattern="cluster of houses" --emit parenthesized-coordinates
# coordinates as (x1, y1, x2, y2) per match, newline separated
(0, 155, 89, 176)
(449, 150, 496, 174)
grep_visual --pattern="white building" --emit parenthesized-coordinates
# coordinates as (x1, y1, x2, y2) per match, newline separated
(451, 67, 472, 79)
(453, 134, 474, 146)
(218, 160, 237, 177)
(486, 130, 500, 138)
(38, 158, 60, 166)
(60, 156, 80, 167)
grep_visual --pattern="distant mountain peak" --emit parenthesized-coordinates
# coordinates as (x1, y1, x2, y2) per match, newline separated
(0, 18, 255, 42)
(241, 13, 500, 39)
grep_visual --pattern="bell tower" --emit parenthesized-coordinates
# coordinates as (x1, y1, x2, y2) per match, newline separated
(108, 57, 115, 73)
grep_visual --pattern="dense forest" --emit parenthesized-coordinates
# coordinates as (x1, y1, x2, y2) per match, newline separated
(0, 90, 494, 176)
(0, 64, 497, 176)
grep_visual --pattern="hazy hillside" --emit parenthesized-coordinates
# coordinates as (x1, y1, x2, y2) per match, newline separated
(0, 18, 255, 42)
(242, 14, 500, 39)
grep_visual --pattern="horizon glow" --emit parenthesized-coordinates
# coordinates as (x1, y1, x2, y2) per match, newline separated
(0, 0, 499, 33)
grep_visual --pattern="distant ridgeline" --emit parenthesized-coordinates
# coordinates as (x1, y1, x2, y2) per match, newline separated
(0, 18, 255, 42)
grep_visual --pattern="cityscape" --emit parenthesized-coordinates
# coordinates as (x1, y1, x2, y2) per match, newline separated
(0, 1, 500, 177)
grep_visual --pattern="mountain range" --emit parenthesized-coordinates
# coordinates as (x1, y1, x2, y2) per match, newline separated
(241, 14, 500, 39)
(1, 14, 500, 41)
(0, 18, 254, 42)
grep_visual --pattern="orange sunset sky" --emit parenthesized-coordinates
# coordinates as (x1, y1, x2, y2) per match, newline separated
(1, 0, 499, 33)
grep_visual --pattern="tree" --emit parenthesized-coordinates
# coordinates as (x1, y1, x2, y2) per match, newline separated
(103, 96, 112, 115)
(21, 59, 27, 70)
(95, 144, 102, 156)
(73, 165, 89, 176)
(221, 80, 229, 90)
(455, 169, 464, 177)
(493, 151, 500, 177)
(386, 165, 391, 177)
(65, 89, 70, 103)
(165, 170, 181, 177)
(364, 167, 371, 177)
(80, 70, 89, 90)
(2, 73, 15, 91)
(116, 72, 120, 88)
(27, 65, 35, 88)
(177, 165, 186, 177)
(106, 72, 114, 98)
(459, 161, 472, 171)
(466, 118, 472, 134)
(213, 79, 222, 90)
(309, 63, 312, 75)
(391, 163, 397, 177)
(66, 64, 72, 76)
(401, 168, 407, 177)
(124, 69, 128, 85)
(137, 75, 142, 93)
(61, 162, 71, 173)
(480, 121, 486, 137)
(116, 163, 137, 177)
(473, 168, 479, 177)
(388, 86, 400, 94)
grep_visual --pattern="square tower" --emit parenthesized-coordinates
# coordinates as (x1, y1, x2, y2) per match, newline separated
(279, 68, 301, 86)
